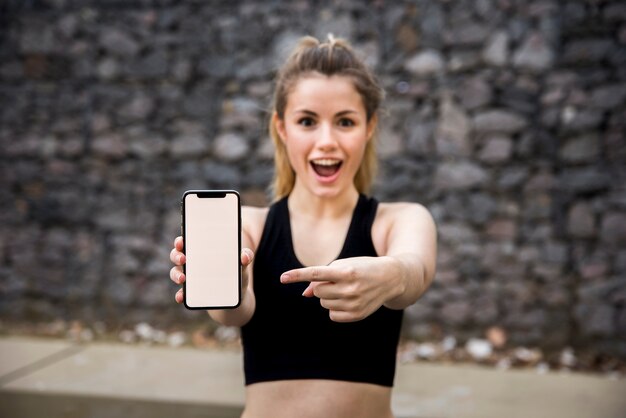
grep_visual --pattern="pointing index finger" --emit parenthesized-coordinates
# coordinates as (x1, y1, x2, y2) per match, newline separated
(280, 266, 337, 284)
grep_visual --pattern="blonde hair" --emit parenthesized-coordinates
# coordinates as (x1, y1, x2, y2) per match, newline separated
(269, 35, 384, 200)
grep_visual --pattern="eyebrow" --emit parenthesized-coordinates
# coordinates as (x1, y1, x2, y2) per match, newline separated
(293, 109, 360, 117)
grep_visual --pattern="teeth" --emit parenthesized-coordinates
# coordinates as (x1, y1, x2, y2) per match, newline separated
(312, 159, 341, 166)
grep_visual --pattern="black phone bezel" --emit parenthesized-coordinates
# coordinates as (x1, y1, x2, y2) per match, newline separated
(181, 189, 242, 310)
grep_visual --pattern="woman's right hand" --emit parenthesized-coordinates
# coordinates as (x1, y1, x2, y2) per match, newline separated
(169, 236, 187, 304)
(169, 236, 254, 304)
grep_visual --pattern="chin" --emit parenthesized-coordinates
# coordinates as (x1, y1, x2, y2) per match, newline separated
(307, 182, 353, 200)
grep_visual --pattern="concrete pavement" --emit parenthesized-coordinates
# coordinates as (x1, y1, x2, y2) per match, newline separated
(0, 336, 624, 418)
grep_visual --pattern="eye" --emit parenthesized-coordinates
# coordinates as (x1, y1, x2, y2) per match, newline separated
(338, 118, 355, 127)
(297, 117, 315, 127)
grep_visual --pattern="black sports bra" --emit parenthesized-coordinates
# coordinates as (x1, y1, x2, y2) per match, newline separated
(240, 194, 403, 387)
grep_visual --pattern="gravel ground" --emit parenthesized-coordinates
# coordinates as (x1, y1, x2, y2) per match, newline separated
(1, 319, 623, 380)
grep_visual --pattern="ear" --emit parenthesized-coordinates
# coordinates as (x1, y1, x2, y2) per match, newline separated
(273, 112, 287, 144)
(366, 114, 378, 142)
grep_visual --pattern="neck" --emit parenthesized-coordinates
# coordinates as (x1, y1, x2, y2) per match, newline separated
(288, 181, 360, 219)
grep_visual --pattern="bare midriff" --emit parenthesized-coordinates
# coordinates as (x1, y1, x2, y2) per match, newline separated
(241, 379, 394, 418)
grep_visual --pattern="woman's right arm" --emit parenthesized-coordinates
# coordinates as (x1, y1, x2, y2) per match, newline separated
(169, 206, 265, 327)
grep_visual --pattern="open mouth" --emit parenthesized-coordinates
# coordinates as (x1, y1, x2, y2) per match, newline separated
(310, 158, 343, 178)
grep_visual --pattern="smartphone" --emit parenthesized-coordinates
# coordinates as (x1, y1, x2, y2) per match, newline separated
(181, 190, 241, 309)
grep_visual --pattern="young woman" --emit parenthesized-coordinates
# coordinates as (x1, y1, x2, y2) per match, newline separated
(169, 36, 437, 418)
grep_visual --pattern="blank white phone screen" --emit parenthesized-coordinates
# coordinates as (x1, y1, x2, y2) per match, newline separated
(184, 192, 240, 308)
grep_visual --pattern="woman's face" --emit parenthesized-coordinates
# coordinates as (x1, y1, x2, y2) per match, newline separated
(274, 73, 376, 199)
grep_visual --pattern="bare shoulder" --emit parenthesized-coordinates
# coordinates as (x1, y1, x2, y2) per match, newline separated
(376, 201, 434, 226)
(242, 205, 269, 218)
(372, 201, 435, 255)
(242, 205, 269, 248)
(242, 205, 269, 229)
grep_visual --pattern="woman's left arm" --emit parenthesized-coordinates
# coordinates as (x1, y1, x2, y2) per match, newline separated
(280, 202, 437, 322)
(380, 203, 437, 310)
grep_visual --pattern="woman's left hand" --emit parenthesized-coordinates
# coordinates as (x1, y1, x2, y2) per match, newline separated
(280, 256, 404, 323)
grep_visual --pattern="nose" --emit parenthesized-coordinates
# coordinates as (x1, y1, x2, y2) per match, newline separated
(316, 122, 338, 151)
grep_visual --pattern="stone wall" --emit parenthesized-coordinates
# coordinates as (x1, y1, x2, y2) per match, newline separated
(0, 0, 625, 356)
